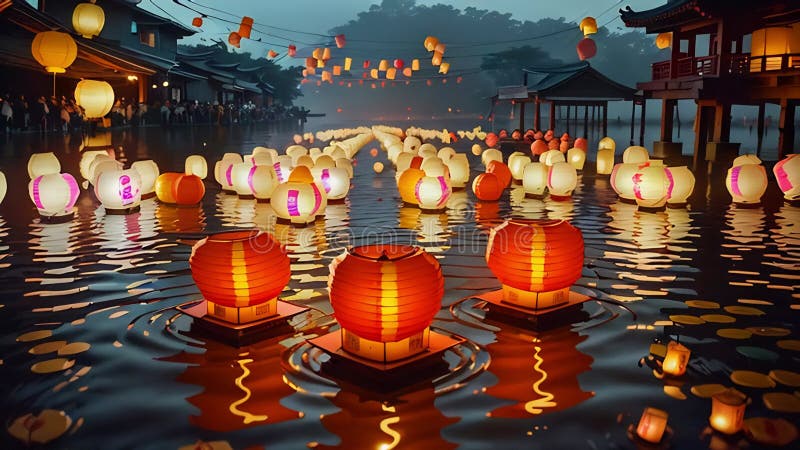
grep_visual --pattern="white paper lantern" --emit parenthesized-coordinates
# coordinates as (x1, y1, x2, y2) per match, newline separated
(214, 153, 243, 192)
(633, 164, 670, 209)
(253, 146, 279, 161)
(270, 181, 327, 224)
(541, 149, 566, 166)
(437, 147, 456, 162)
(611, 163, 640, 201)
(567, 147, 587, 171)
(773, 154, 800, 201)
(79, 150, 110, 181)
(387, 143, 404, 163)
(421, 156, 445, 175)
(482, 148, 503, 167)
(232, 163, 278, 200)
(286, 145, 308, 160)
(312, 167, 350, 200)
(335, 158, 354, 178)
(727, 162, 768, 205)
(314, 155, 336, 169)
(27, 152, 61, 179)
(273, 155, 294, 183)
(623, 146, 649, 164)
(665, 166, 695, 206)
(0, 170, 6, 205)
(596, 148, 615, 175)
(403, 136, 422, 153)
(185, 155, 208, 179)
(94, 169, 142, 212)
(396, 152, 414, 173)
(508, 154, 532, 182)
(598, 136, 616, 152)
(522, 162, 549, 197)
(547, 162, 578, 199)
(445, 154, 470, 188)
(415, 175, 451, 211)
(89, 155, 123, 184)
(29, 173, 80, 219)
(131, 160, 159, 199)
(295, 155, 314, 168)
(329, 147, 346, 161)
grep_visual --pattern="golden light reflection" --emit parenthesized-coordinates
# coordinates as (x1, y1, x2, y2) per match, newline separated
(229, 358, 269, 424)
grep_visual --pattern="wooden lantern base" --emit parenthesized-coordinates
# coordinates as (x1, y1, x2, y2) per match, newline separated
(141, 192, 156, 200)
(179, 299, 309, 347)
(477, 288, 590, 316)
(525, 193, 546, 199)
(104, 205, 141, 215)
(206, 299, 277, 324)
(38, 212, 75, 224)
(341, 328, 429, 363)
(275, 216, 320, 227)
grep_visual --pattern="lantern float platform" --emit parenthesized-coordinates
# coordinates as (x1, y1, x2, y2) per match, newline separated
(474, 289, 591, 326)
(38, 213, 75, 224)
(179, 300, 309, 347)
(103, 205, 141, 215)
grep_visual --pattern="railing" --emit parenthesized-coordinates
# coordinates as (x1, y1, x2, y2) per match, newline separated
(651, 53, 800, 80)
(652, 60, 671, 80)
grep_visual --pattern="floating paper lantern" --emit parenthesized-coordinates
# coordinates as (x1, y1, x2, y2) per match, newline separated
(314, 154, 336, 169)
(541, 149, 566, 166)
(238, 16, 254, 39)
(726, 155, 768, 205)
(665, 166, 695, 206)
(420, 157, 446, 176)
(471, 144, 483, 156)
(29, 173, 79, 219)
(531, 139, 548, 156)
(573, 138, 588, 151)
(185, 155, 208, 179)
(423, 36, 439, 52)
(404, 136, 422, 153)
(232, 164, 277, 201)
(79, 150, 111, 181)
(655, 32, 672, 49)
(328, 244, 443, 361)
(523, 162, 549, 197)
(773, 154, 800, 201)
(610, 163, 639, 201)
(623, 146, 649, 164)
(378, 59, 389, 71)
(75, 80, 114, 118)
(386, 67, 396, 80)
(547, 162, 578, 200)
(155, 172, 205, 205)
(446, 154, 470, 188)
(288, 165, 314, 183)
(344, 57, 352, 71)
(373, 162, 384, 173)
(576, 37, 597, 60)
(567, 147, 586, 171)
(579, 17, 597, 36)
(288, 44, 297, 57)
(636, 408, 669, 444)
(439, 62, 450, 74)
(486, 219, 583, 310)
(335, 158, 354, 178)
(322, 47, 331, 60)
(312, 167, 350, 201)
(548, 138, 560, 150)
(398, 168, 425, 205)
(214, 153, 243, 192)
(295, 155, 314, 168)
(228, 32, 241, 48)
(31, 31, 77, 73)
(431, 51, 443, 66)
(633, 163, 670, 209)
(710, 389, 747, 435)
(94, 168, 142, 213)
(485, 133, 499, 149)
(335, 34, 346, 48)
(189, 230, 289, 323)
(437, 147, 456, 162)
(192, 17, 203, 27)
(415, 175, 451, 211)
(131, 160, 159, 199)
(0, 171, 5, 205)
(27, 152, 61, 179)
(598, 136, 616, 151)
(88, 155, 122, 184)
(72, 1, 105, 39)
(487, 161, 512, 188)
(411, 59, 420, 71)
(596, 148, 615, 175)
(662, 341, 690, 376)
(482, 148, 503, 167)
(270, 181, 327, 224)
(472, 172, 503, 201)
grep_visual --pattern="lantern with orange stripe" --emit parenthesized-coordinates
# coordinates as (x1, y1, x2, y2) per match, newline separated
(486, 219, 584, 310)
(189, 230, 290, 324)
(328, 244, 443, 362)
(155, 172, 205, 206)
(270, 180, 327, 224)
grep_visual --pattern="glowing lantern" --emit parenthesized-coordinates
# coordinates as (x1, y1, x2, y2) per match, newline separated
(420, 156, 445, 175)
(486, 219, 583, 310)
(395, 152, 414, 173)
(328, 244, 443, 361)
(547, 162, 578, 200)
(445, 154, 469, 189)
(335, 34, 346, 48)
(531, 139, 548, 156)
(27, 152, 61, 179)
(487, 161, 512, 188)
(398, 168, 425, 205)
(321, 70, 332, 83)
(370, 68, 379, 79)
(541, 149, 566, 166)
(189, 230, 290, 323)
(270, 181, 327, 224)
(88, 156, 122, 184)
(655, 32, 672, 49)
(709, 389, 747, 435)
(363, 60, 370, 69)
(472, 172, 503, 201)
(415, 175, 451, 211)
(79, 150, 110, 181)
(482, 148, 503, 166)
(238, 16, 254, 39)
(435, 43, 446, 54)
(662, 341, 690, 376)
(523, 162, 549, 197)
(29, 173, 79, 219)
(288, 45, 297, 57)
(393, 59, 404, 69)
(312, 167, 350, 201)
(386, 68, 397, 80)
(378, 59, 389, 71)
(548, 138, 560, 150)
(214, 153, 243, 192)
(508, 154, 532, 183)
(72, 1, 105, 39)
(726, 155, 768, 205)
(31, 31, 77, 73)
(94, 168, 142, 213)
(437, 147, 455, 162)
(636, 408, 669, 444)
(610, 163, 639, 201)
(750, 27, 799, 71)
(192, 17, 203, 27)
(185, 155, 208, 179)
(596, 148, 615, 175)
(423, 36, 439, 52)
(373, 162, 384, 173)
(665, 166, 695, 206)
(485, 132, 499, 148)
(773, 154, 800, 201)
(0, 171, 5, 205)
(579, 17, 598, 36)
(344, 57, 352, 71)
(288, 165, 314, 183)
(155, 172, 205, 205)
(131, 160, 159, 199)
(268, 49, 279, 59)
(576, 37, 597, 60)
(573, 137, 587, 151)
(238, 164, 278, 201)
(567, 148, 586, 171)
(623, 146, 649, 164)
(403, 136, 422, 153)
(439, 62, 450, 74)
(75, 80, 114, 118)
(228, 32, 241, 48)
(332, 65, 342, 76)
(322, 47, 331, 60)
(412, 59, 420, 71)
(633, 163, 670, 209)
(431, 52, 443, 66)
(599, 136, 616, 151)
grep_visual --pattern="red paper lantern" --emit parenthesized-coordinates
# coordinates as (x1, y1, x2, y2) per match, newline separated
(288, 45, 297, 57)
(228, 32, 241, 48)
(190, 231, 290, 322)
(472, 172, 503, 201)
(238, 16, 254, 39)
(155, 172, 205, 205)
(486, 219, 583, 309)
(393, 59, 404, 69)
(576, 37, 597, 60)
(335, 34, 346, 48)
(531, 139, 548, 156)
(363, 60, 370, 69)
(573, 137, 587, 150)
(487, 160, 512, 188)
(328, 244, 443, 346)
(485, 132, 499, 148)
(191, 17, 203, 27)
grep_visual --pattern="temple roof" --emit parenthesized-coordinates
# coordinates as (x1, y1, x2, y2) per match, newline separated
(522, 62, 636, 101)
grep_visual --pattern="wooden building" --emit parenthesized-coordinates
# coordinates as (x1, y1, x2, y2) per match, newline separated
(621, 0, 800, 164)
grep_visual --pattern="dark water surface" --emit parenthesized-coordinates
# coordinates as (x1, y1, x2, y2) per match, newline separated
(0, 122, 797, 449)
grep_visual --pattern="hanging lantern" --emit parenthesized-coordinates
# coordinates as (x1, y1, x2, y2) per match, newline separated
(623, 145, 650, 164)
(287, 44, 297, 57)
(343, 57, 352, 71)
(72, 1, 105, 39)
(423, 36, 439, 52)
(29, 173, 80, 219)
(472, 172, 503, 201)
(522, 162, 549, 197)
(75, 80, 115, 118)
(445, 154, 470, 189)
(487, 160, 512, 188)
(579, 16, 598, 36)
(155, 172, 205, 205)
(131, 160, 160, 199)
(270, 181, 327, 224)
(185, 155, 208, 179)
(726, 155, 768, 205)
(662, 341, 690, 376)
(412, 59, 420, 71)
(636, 408, 669, 444)
(773, 153, 800, 201)
(398, 168, 425, 205)
(27, 152, 61, 179)
(709, 388, 747, 435)
(596, 148, 615, 175)
(567, 148, 587, 171)
(547, 162, 578, 200)
(750, 27, 797, 72)
(655, 32, 672, 49)
(238, 16, 254, 39)
(312, 167, 350, 201)
(576, 37, 597, 60)
(610, 163, 640, 201)
(31, 31, 77, 73)
(268, 49, 279, 58)
(228, 32, 241, 48)
(189, 230, 290, 323)
(486, 219, 583, 310)
(328, 244, 443, 362)
(665, 166, 695, 206)
(335, 34, 346, 48)
(415, 175, 451, 211)
(94, 168, 142, 213)
(439, 61, 450, 74)
(191, 17, 203, 27)
(214, 153, 243, 193)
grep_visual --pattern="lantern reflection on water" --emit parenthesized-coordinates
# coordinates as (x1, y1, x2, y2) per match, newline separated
(635, 407, 669, 443)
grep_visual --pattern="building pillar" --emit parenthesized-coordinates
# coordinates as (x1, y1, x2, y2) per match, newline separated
(534, 98, 541, 130)
(549, 101, 555, 130)
(639, 99, 647, 146)
(602, 102, 608, 137)
(138, 76, 147, 104)
(519, 101, 526, 131)
(778, 99, 796, 160)
(756, 102, 765, 155)
(630, 100, 636, 145)
(661, 99, 676, 142)
(712, 102, 732, 142)
(693, 103, 712, 167)
(583, 104, 589, 138)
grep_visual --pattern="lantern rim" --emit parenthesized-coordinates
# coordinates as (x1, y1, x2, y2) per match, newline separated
(345, 244, 423, 261)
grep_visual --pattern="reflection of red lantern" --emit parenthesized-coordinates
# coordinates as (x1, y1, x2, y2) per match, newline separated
(155, 172, 205, 205)
(486, 219, 584, 310)
(190, 231, 290, 323)
(363, 59, 370, 69)
(393, 59, 404, 69)
(576, 37, 597, 60)
(328, 244, 443, 362)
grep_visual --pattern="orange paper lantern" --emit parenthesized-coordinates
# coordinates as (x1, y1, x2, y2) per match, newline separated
(472, 172, 503, 201)
(576, 37, 597, 60)
(398, 168, 425, 205)
(192, 17, 203, 27)
(531, 139, 548, 156)
(155, 172, 205, 205)
(487, 160, 512, 188)
(238, 16, 254, 39)
(228, 32, 241, 48)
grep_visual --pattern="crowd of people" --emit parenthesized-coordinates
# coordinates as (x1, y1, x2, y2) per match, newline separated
(0, 94, 310, 135)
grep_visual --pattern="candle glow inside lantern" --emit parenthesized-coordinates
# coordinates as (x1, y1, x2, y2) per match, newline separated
(328, 244, 443, 362)
(270, 181, 327, 224)
(508, 153, 531, 183)
(415, 175, 451, 211)
(485, 219, 586, 311)
(636, 407, 669, 443)
(547, 162, 578, 200)
(665, 166, 695, 207)
(772, 153, 800, 201)
(633, 164, 671, 210)
(189, 230, 290, 324)
(567, 147, 586, 171)
(610, 163, 640, 201)
(29, 173, 80, 220)
(94, 168, 141, 213)
(710, 388, 747, 435)
(726, 154, 768, 205)
(312, 166, 350, 201)
(662, 341, 690, 376)
(596, 148, 615, 175)
(522, 162, 549, 198)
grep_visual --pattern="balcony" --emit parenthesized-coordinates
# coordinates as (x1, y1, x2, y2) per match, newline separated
(650, 53, 800, 80)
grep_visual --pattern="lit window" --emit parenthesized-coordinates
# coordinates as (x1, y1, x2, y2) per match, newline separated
(139, 31, 156, 48)
(131, 21, 137, 34)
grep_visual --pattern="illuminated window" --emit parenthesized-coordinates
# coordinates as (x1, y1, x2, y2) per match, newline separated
(131, 21, 137, 34)
(139, 30, 156, 48)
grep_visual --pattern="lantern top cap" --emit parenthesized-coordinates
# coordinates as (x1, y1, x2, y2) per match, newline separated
(713, 388, 747, 406)
(349, 244, 420, 261)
